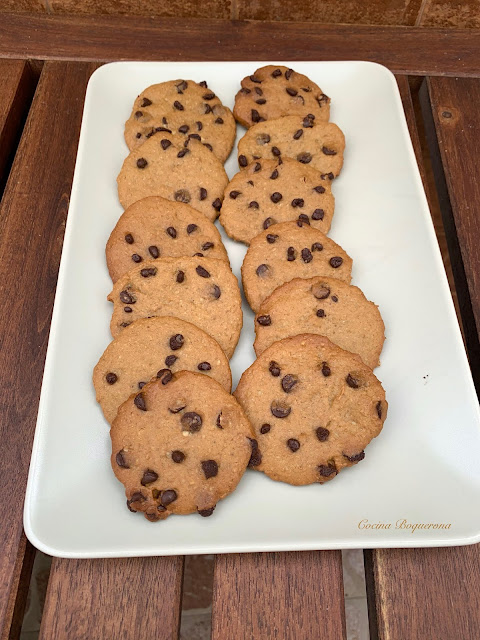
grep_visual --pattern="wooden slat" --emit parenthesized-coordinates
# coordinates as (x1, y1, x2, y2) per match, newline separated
(40, 557, 184, 639)
(0, 15, 479, 76)
(212, 551, 346, 639)
(0, 59, 36, 193)
(365, 77, 480, 640)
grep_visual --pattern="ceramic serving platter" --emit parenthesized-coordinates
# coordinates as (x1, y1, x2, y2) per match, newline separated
(24, 61, 480, 557)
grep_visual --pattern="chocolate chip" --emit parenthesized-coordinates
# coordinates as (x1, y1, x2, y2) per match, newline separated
(200, 242, 213, 252)
(271, 146, 281, 157)
(270, 169, 279, 179)
(376, 401, 383, 419)
(312, 284, 330, 299)
(172, 450, 185, 463)
(256, 99, 266, 105)
(176, 270, 185, 283)
(165, 355, 177, 367)
(346, 373, 360, 389)
(321, 362, 331, 377)
(249, 201, 259, 209)
(271, 401, 291, 418)
(216, 412, 223, 428)
(131, 253, 142, 263)
(314, 185, 326, 194)
(271, 69, 282, 77)
(140, 267, 157, 277)
(141, 97, 152, 107)
(271, 192, 282, 203)
(257, 133, 271, 145)
(322, 146, 337, 155)
(239, 155, 248, 167)
(281, 374, 298, 393)
(160, 139, 171, 150)
(124, 306, 132, 313)
(266, 233, 279, 244)
(181, 412, 202, 432)
(316, 309, 325, 318)
(187, 223, 198, 234)
(260, 423, 271, 434)
(287, 247, 296, 261)
(168, 404, 186, 414)
(176, 80, 188, 93)
(199, 80, 207, 88)
(312, 242, 323, 251)
(285, 68, 293, 80)
(199, 188, 207, 201)
(196, 265, 210, 278)
(257, 314, 272, 326)
(134, 393, 147, 411)
(215, 117, 224, 124)
(250, 75, 262, 83)
(297, 152, 312, 164)
(296, 215, 309, 227)
(106, 372, 117, 384)
(318, 463, 337, 478)
(120, 322, 131, 328)
(164, 226, 176, 239)
(212, 285, 221, 299)
(203, 92, 215, 100)
(198, 506, 215, 517)
(316, 427, 330, 442)
(263, 217, 276, 229)
(318, 93, 330, 104)
(138, 380, 146, 389)
(173, 100, 184, 110)
(329, 256, 343, 268)
(169, 334, 184, 350)
(196, 121, 203, 130)
(254, 87, 263, 96)
(291, 198, 304, 208)
(293, 129, 303, 140)
(212, 198, 222, 211)
(201, 460, 218, 479)
(125, 233, 134, 244)
(312, 209, 324, 220)
(147, 245, 159, 259)
(189, 133, 201, 141)
(119, 290, 135, 304)
(254, 162, 262, 173)
(286, 87, 297, 96)
(197, 361, 211, 372)
(136, 132, 142, 139)
(331, 295, 338, 302)
(156, 369, 173, 385)
(248, 437, 262, 467)
(287, 438, 300, 452)
(178, 124, 189, 134)
(256, 264, 269, 277)
(177, 148, 189, 158)
(136, 158, 147, 168)
(251, 109, 262, 123)
(174, 189, 191, 203)
(344, 451, 365, 463)
(240, 87, 251, 94)
(116, 450, 129, 468)
(230, 190, 241, 199)
(321, 172, 334, 180)
(141, 469, 158, 486)
(161, 490, 177, 506)
(127, 492, 145, 511)
(269, 361, 281, 377)
(135, 110, 143, 119)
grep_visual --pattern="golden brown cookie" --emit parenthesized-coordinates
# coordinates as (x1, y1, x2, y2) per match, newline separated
(241, 221, 352, 312)
(254, 277, 385, 368)
(106, 196, 229, 282)
(117, 132, 228, 221)
(111, 371, 254, 521)
(219, 158, 334, 245)
(234, 334, 387, 486)
(93, 317, 232, 424)
(233, 65, 330, 128)
(108, 256, 242, 358)
(124, 79, 236, 163)
(237, 115, 345, 176)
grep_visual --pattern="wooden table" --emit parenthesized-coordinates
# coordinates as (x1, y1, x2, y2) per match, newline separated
(1, 14, 480, 639)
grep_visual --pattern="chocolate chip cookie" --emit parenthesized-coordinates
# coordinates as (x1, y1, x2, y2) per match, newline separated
(237, 115, 345, 176)
(108, 256, 242, 358)
(124, 79, 236, 163)
(93, 316, 232, 423)
(234, 334, 387, 486)
(254, 277, 385, 368)
(233, 65, 330, 128)
(111, 370, 254, 521)
(241, 221, 352, 312)
(219, 158, 335, 245)
(117, 132, 228, 221)
(106, 196, 229, 283)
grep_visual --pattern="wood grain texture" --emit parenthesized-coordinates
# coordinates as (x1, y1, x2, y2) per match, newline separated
(365, 546, 480, 640)
(1, 535, 35, 640)
(40, 557, 184, 639)
(212, 551, 346, 639)
(0, 60, 94, 639)
(0, 14, 479, 76)
(0, 59, 36, 193)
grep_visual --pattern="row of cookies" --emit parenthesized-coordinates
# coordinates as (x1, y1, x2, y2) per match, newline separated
(224, 66, 387, 486)
(94, 80, 258, 521)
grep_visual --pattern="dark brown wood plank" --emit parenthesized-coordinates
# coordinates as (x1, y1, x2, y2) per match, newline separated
(212, 551, 346, 639)
(40, 557, 184, 639)
(0, 14, 480, 76)
(0, 59, 36, 193)
(0, 60, 95, 639)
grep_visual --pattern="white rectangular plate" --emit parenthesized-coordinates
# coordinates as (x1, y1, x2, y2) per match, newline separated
(24, 61, 480, 557)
